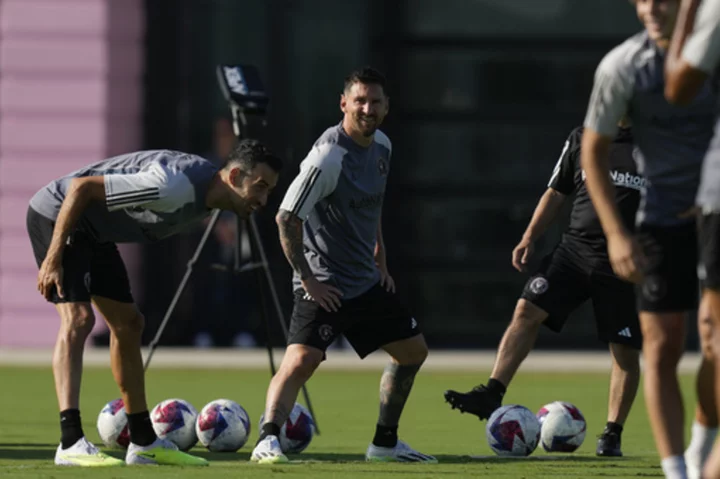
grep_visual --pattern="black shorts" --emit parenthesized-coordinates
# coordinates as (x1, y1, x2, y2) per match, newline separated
(288, 282, 421, 359)
(521, 238, 641, 349)
(699, 213, 720, 290)
(26, 207, 133, 304)
(635, 223, 698, 313)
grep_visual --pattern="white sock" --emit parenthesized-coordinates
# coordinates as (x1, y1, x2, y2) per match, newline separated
(687, 421, 718, 459)
(661, 455, 688, 479)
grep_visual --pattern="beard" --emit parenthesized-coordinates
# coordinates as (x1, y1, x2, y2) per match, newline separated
(357, 115, 378, 137)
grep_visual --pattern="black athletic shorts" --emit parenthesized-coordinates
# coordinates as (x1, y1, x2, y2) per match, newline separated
(699, 213, 720, 290)
(26, 207, 133, 304)
(521, 237, 641, 349)
(287, 282, 421, 359)
(635, 222, 698, 313)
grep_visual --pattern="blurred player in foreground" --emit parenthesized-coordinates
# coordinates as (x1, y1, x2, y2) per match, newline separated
(665, 0, 720, 477)
(581, 1, 715, 477)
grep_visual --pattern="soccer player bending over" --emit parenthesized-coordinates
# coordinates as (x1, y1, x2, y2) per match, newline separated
(28, 140, 282, 466)
(251, 67, 436, 464)
(581, 1, 715, 477)
(445, 122, 643, 457)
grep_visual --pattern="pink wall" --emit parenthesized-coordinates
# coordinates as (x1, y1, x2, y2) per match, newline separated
(0, 0, 144, 346)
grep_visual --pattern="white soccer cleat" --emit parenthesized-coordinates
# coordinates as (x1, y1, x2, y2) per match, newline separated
(126, 437, 208, 466)
(250, 435, 289, 464)
(366, 440, 438, 463)
(54, 437, 124, 467)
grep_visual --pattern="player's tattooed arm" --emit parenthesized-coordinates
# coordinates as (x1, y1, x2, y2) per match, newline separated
(276, 209, 313, 280)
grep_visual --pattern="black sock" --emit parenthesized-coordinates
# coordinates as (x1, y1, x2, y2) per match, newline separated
(486, 378, 507, 399)
(127, 411, 157, 447)
(605, 421, 623, 436)
(60, 409, 85, 449)
(373, 424, 398, 448)
(257, 422, 281, 444)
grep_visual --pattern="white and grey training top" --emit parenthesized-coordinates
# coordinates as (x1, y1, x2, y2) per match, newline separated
(682, 0, 720, 212)
(279, 123, 392, 299)
(29, 150, 218, 243)
(584, 30, 716, 226)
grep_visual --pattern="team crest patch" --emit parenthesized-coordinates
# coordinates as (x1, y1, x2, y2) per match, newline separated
(642, 275, 667, 302)
(377, 157, 389, 176)
(318, 324, 333, 342)
(529, 277, 549, 295)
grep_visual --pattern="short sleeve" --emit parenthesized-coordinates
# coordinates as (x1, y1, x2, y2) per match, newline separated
(279, 143, 345, 220)
(583, 46, 635, 137)
(548, 128, 581, 195)
(104, 162, 195, 213)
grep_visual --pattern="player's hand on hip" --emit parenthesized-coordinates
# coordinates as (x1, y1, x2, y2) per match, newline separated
(301, 277, 343, 312)
(37, 256, 64, 300)
(607, 232, 646, 284)
(512, 238, 534, 272)
(378, 265, 396, 293)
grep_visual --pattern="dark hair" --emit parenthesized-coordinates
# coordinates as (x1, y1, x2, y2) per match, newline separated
(222, 138, 283, 173)
(343, 66, 387, 95)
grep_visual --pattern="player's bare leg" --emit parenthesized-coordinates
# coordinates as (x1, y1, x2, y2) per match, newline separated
(53, 302, 124, 466)
(253, 344, 323, 464)
(701, 290, 720, 479)
(597, 342, 640, 457)
(54, 302, 96, 440)
(93, 296, 207, 466)
(366, 334, 436, 463)
(92, 297, 148, 416)
(444, 299, 548, 419)
(640, 311, 687, 475)
(687, 294, 718, 479)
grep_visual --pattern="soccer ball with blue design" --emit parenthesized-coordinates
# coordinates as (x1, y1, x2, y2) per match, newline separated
(536, 401, 586, 452)
(97, 398, 130, 449)
(196, 399, 251, 452)
(486, 404, 541, 457)
(259, 402, 315, 454)
(150, 398, 199, 451)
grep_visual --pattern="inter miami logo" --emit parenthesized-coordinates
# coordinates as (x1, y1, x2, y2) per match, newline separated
(318, 324, 333, 342)
(528, 277, 549, 295)
(377, 157, 389, 176)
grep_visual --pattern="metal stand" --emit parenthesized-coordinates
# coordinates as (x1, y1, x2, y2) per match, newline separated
(142, 66, 319, 432)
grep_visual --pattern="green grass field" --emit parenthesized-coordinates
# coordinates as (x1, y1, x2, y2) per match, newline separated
(0, 365, 698, 478)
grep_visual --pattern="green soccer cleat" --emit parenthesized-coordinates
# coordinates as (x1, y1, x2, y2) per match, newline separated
(126, 438, 208, 466)
(54, 438, 125, 467)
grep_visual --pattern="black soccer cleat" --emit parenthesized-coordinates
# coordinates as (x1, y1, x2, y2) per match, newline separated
(443, 385, 502, 420)
(596, 430, 622, 457)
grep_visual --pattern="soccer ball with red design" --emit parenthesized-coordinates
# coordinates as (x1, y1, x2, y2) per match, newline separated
(96, 398, 130, 449)
(259, 402, 315, 454)
(486, 404, 541, 457)
(150, 398, 198, 451)
(536, 401, 586, 452)
(195, 399, 251, 452)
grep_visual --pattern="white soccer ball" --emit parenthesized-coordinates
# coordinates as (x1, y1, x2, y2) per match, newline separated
(150, 398, 198, 451)
(259, 402, 315, 454)
(536, 401, 586, 452)
(97, 398, 130, 449)
(486, 404, 541, 457)
(195, 399, 251, 452)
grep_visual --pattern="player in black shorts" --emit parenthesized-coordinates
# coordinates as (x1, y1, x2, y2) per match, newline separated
(445, 123, 642, 457)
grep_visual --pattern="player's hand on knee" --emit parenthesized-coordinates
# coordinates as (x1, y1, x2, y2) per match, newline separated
(607, 233, 646, 284)
(301, 277, 343, 312)
(37, 257, 64, 300)
(512, 238, 534, 272)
